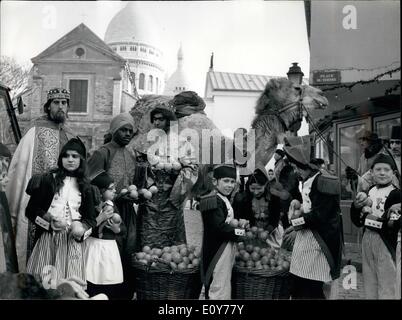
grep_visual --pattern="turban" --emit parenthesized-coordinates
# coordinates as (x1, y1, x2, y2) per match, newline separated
(109, 113, 136, 136)
(170, 91, 206, 118)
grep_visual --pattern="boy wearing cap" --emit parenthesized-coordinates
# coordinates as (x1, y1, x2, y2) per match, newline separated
(351, 154, 400, 299)
(6, 87, 77, 271)
(199, 164, 246, 299)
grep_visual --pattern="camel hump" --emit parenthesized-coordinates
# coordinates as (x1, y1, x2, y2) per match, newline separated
(317, 174, 341, 196)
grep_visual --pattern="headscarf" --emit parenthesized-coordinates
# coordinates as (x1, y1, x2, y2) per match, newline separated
(60, 137, 86, 160)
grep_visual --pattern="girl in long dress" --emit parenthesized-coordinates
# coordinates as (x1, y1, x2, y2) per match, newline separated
(25, 138, 96, 289)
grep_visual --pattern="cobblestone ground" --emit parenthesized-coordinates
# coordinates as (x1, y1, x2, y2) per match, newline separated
(183, 208, 365, 300)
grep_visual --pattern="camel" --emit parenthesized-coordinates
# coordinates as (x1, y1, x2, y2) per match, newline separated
(129, 94, 234, 198)
(250, 78, 329, 168)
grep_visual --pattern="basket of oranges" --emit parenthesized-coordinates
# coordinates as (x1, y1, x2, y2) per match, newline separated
(131, 244, 203, 300)
(232, 227, 292, 300)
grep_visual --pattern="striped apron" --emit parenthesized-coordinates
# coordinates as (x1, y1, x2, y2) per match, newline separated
(290, 173, 332, 282)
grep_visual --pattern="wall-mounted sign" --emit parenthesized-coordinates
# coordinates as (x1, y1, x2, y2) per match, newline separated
(312, 70, 341, 85)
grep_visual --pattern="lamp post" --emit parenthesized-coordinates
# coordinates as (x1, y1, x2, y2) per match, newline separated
(287, 62, 304, 85)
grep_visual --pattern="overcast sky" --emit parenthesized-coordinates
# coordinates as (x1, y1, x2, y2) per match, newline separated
(1, 0, 310, 95)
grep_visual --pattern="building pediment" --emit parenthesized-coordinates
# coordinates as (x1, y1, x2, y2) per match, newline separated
(32, 23, 125, 64)
(32, 41, 124, 65)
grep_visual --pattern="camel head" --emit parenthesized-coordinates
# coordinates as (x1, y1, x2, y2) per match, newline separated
(250, 78, 328, 167)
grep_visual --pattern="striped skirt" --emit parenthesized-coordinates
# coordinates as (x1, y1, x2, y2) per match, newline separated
(290, 229, 332, 283)
(26, 230, 87, 289)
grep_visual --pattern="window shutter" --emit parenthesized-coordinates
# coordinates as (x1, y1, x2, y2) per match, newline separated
(69, 80, 88, 112)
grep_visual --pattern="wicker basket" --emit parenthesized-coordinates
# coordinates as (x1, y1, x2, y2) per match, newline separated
(232, 266, 291, 300)
(131, 257, 202, 300)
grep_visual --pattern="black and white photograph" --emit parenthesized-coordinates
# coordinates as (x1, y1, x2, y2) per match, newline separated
(0, 0, 400, 308)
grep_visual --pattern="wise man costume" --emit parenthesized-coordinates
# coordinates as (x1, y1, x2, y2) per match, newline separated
(6, 88, 75, 271)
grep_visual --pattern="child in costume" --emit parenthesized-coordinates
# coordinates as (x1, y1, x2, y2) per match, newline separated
(283, 141, 343, 299)
(25, 138, 96, 288)
(85, 171, 125, 299)
(199, 164, 246, 299)
(233, 166, 283, 249)
(351, 154, 400, 299)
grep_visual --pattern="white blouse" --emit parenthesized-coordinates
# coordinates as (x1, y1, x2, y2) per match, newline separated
(47, 176, 82, 226)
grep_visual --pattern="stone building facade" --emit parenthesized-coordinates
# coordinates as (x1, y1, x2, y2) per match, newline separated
(16, 23, 136, 153)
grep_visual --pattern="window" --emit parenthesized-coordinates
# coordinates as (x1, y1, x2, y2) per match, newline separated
(69, 79, 88, 113)
(374, 113, 400, 147)
(120, 46, 126, 51)
(140, 47, 146, 53)
(130, 46, 136, 51)
(113, 47, 117, 51)
(337, 120, 369, 200)
(148, 75, 153, 91)
(315, 128, 334, 168)
(149, 49, 154, 55)
(155, 77, 159, 94)
(139, 73, 145, 90)
(75, 47, 85, 57)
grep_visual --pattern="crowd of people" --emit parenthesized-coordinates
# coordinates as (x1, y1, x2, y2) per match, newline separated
(0, 87, 400, 300)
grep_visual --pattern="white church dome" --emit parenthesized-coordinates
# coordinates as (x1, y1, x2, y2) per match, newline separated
(164, 44, 191, 96)
(104, 2, 160, 47)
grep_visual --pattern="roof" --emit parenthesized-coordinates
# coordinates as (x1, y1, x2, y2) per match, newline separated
(32, 23, 125, 63)
(206, 71, 309, 92)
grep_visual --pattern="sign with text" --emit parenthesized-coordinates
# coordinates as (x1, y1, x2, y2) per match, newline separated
(312, 70, 341, 85)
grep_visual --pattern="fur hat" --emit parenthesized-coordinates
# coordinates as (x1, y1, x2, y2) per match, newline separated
(370, 154, 396, 170)
(109, 113, 136, 136)
(47, 88, 70, 100)
(391, 126, 401, 140)
(91, 171, 114, 191)
(60, 137, 86, 160)
(213, 164, 237, 180)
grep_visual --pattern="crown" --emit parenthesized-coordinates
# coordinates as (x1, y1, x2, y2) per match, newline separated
(47, 88, 70, 100)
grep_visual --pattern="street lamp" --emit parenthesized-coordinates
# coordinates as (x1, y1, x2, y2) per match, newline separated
(287, 62, 304, 85)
